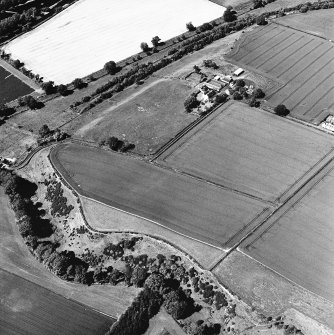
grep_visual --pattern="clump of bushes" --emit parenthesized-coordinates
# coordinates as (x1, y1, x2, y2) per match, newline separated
(45, 180, 74, 217)
(99, 136, 135, 152)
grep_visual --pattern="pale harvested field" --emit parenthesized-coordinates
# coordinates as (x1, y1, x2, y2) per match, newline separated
(213, 251, 334, 331)
(274, 9, 334, 40)
(226, 22, 334, 123)
(4, 0, 222, 84)
(0, 269, 113, 335)
(81, 197, 224, 270)
(158, 101, 334, 203)
(51, 142, 270, 248)
(240, 159, 334, 303)
(0, 188, 139, 318)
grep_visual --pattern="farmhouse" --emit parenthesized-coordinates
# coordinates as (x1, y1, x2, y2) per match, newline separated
(205, 80, 223, 91)
(234, 68, 244, 76)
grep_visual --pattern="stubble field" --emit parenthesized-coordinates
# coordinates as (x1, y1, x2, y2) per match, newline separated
(157, 101, 334, 203)
(226, 21, 334, 123)
(4, 0, 222, 84)
(51, 142, 271, 249)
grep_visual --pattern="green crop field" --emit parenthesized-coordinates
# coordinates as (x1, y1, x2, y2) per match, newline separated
(157, 101, 334, 203)
(226, 21, 334, 123)
(0, 269, 113, 335)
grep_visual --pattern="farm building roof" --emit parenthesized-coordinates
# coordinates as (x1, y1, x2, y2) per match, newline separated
(234, 68, 244, 76)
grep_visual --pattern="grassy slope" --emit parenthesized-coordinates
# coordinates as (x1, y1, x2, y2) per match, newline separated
(0, 188, 139, 318)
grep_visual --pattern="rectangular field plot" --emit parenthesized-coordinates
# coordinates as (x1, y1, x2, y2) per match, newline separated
(0, 66, 33, 104)
(274, 9, 334, 40)
(51, 143, 271, 249)
(0, 269, 113, 335)
(158, 101, 334, 203)
(4, 0, 221, 84)
(226, 22, 334, 123)
(241, 161, 334, 302)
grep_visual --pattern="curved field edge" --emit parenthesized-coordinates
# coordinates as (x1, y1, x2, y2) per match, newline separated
(10, 147, 280, 335)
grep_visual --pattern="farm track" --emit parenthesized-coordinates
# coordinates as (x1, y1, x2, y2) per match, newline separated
(210, 152, 334, 272)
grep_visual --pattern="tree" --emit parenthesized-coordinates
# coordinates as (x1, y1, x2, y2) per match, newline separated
(145, 273, 164, 292)
(17, 218, 33, 237)
(151, 36, 161, 48)
(186, 22, 196, 31)
(12, 59, 22, 69)
(256, 15, 267, 25)
(24, 95, 39, 109)
(253, 88, 265, 99)
(131, 266, 148, 287)
(140, 42, 149, 52)
(72, 78, 85, 89)
(223, 6, 237, 22)
(253, 0, 265, 9)
(57, 84, 68, 96)
(274, 104, 289, 116)
(41, 81, 55, 95)
(38, 124, 51, 138)
(233, 91, 242, 100)
(107, 136, 119, 151)
(235, 79, 245, 87)
(163, 289, 194, 319)
(184, 95, 198, 113)
(104, 61, 118, 75)
(193, 65, 200, 73)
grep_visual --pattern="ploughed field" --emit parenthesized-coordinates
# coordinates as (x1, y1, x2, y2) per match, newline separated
(157, 101, 334, 203)
(241, 159, 334, 303)
(51, 143, 271, 249)
(4, 0, 221, 84)
(0, 66, 33, 104)
(0, 269, 113, 335)
(226, 21, 334, 123)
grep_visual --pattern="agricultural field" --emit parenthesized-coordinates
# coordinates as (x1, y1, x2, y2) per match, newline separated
(158, 101, 334, 203)
(0, 269, 113, 335)
(51, 142, 271, 249)
(0, 125, 36, 159)
(4, 0, 222, 84)
(274, 9, 334, 40)
(240, 157, 334, 303)
(226, 21, 334, 123)
(0, 66, 33, 104)
(71, 79, 196, 154)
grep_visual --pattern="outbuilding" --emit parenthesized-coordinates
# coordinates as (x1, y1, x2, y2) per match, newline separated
(234, 68, 244, 76)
